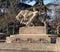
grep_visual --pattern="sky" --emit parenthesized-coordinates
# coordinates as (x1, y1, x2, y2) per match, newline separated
(43, 0, 54, 5)
(24, 0, 36, 6)
(19, 0, 36, 6)
(19, 0, 56, 6)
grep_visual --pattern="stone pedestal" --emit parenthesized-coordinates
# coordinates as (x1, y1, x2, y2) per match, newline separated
(19, 26, 46, 34)
(6, 34, 50, 43)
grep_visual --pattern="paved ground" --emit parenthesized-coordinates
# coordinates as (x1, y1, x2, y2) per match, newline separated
(0, 49, 56, 52)
(0, 42, 57, 52)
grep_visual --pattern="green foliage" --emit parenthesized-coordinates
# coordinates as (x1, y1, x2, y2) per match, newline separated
(27, 0, 45, 13)
(8, 0, 19, 14)
(0, 0, 45, 13)
(0, 0, 19, 14)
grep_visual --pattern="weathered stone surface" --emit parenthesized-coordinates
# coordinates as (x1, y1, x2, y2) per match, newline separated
(6, 34, 50, 43)
(5, 36, 60, 52)
(19, 26, 46, 34)
(16, 10, 38, 25)
(0, 42, 57, 52)
(56, 38, 60, 52)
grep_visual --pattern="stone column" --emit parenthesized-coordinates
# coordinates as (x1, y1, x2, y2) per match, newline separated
(57, 26, 59, 35)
